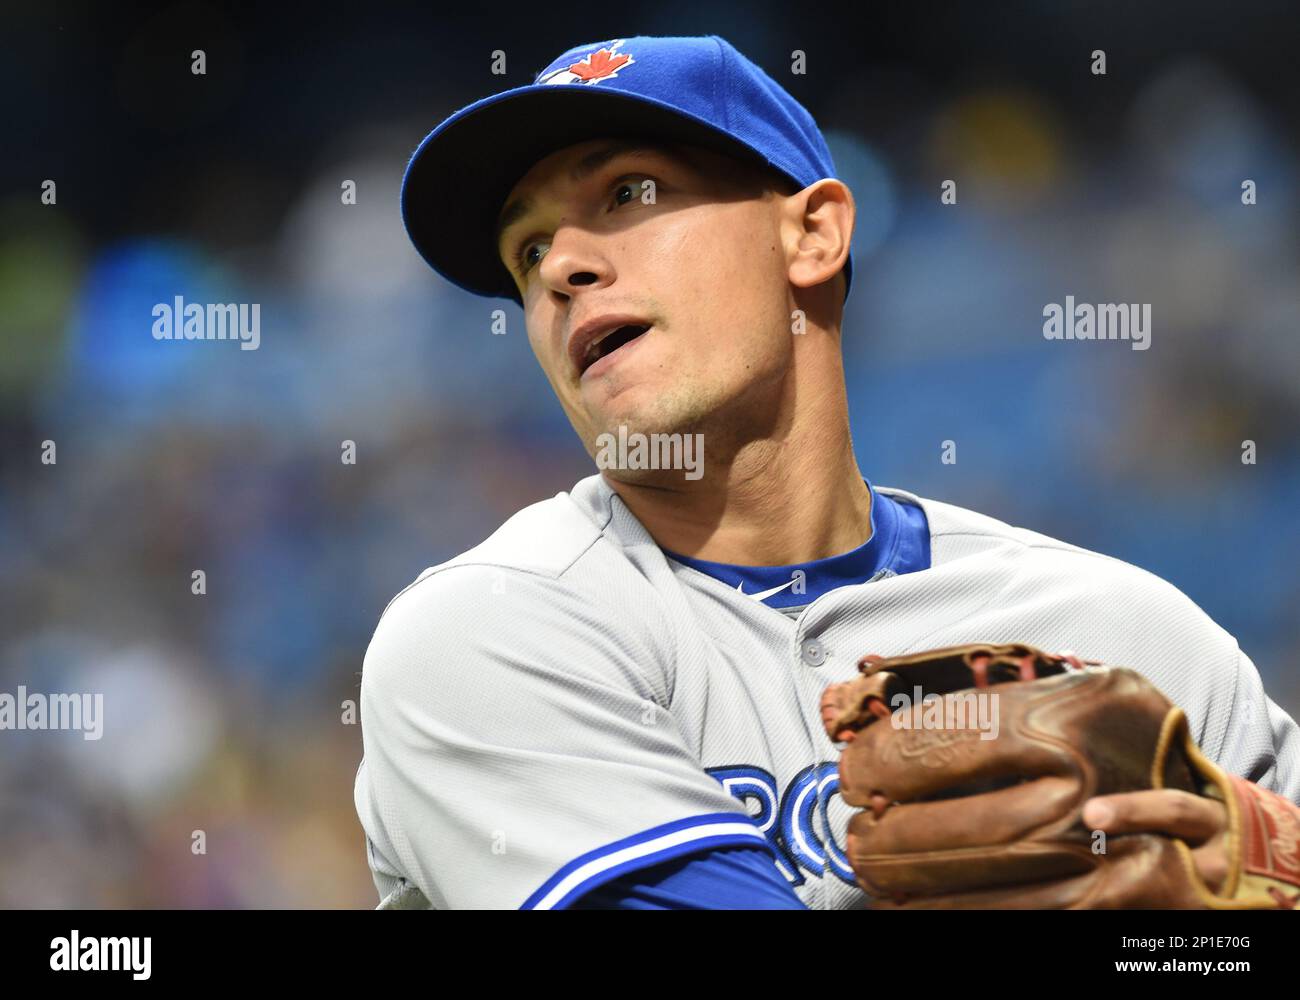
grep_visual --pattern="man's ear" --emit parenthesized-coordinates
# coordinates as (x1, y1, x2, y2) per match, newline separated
(784, 179, 855, 291)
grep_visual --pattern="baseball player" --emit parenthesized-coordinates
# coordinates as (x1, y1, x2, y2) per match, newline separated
(354, 35, 1300, 909)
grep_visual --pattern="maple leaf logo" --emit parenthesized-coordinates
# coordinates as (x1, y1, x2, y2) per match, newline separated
(538, 40, 636, 86)
(568, 46, 632, 81)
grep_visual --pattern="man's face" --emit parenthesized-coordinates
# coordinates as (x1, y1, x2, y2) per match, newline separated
(495, 138, 800, 467)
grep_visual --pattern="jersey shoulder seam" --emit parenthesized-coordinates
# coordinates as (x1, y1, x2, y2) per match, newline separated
(375, 490, 613, 624)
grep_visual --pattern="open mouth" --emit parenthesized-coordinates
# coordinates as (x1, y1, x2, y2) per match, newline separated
(581, 323, 651, 375)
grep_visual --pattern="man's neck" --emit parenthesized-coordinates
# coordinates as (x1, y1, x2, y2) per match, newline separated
(602, 417, 872, 567)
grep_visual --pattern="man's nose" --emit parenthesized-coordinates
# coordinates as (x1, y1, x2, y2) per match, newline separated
(538, 227, 613, 296)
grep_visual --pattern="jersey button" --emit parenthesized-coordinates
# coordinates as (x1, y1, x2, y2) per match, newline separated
(800, 638, 827, 667)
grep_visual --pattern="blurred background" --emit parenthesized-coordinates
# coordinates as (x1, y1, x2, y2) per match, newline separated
(1, 1, 1297, 907)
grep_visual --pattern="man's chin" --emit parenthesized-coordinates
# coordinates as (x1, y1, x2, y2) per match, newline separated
(578, 377, 658, 419)
(588, 413, 673, 440)
(581, 384, 710, 440)
(582, 410, 712, 486)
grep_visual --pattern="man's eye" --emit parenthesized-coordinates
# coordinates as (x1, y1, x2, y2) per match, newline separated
(612, 178, 650, 208)
(515, 241, 548, 275)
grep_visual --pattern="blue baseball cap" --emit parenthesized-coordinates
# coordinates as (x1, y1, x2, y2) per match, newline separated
(400, 35, 853, 306)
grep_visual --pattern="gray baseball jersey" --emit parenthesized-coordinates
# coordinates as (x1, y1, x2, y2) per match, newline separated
(353, 473, 1300, 909)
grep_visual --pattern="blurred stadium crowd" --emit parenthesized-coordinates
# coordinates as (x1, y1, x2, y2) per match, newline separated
(1, 4, 1297, 906)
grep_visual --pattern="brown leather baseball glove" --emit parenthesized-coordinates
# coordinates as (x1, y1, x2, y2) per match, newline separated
(819, 642, 1300, 909)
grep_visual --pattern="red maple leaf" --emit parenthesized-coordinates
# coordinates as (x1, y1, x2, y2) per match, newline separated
(569, 48, 631, 81)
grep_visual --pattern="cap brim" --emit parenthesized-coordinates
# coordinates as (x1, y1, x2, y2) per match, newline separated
(400, 85, 799, 305)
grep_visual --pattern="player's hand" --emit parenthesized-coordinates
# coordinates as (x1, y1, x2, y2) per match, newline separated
(1083, 790, 1229, 893)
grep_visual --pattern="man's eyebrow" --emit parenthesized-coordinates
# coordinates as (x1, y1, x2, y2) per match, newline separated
(495, 142, 673, 249)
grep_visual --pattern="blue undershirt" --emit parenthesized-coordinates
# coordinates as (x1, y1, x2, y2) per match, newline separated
(663, 481, 930, 611)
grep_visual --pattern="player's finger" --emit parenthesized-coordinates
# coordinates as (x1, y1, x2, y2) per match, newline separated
(1082, 789, 1225, 844)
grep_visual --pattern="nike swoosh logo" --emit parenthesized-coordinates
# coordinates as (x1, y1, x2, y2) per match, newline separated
(736, 579, 798, 602)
